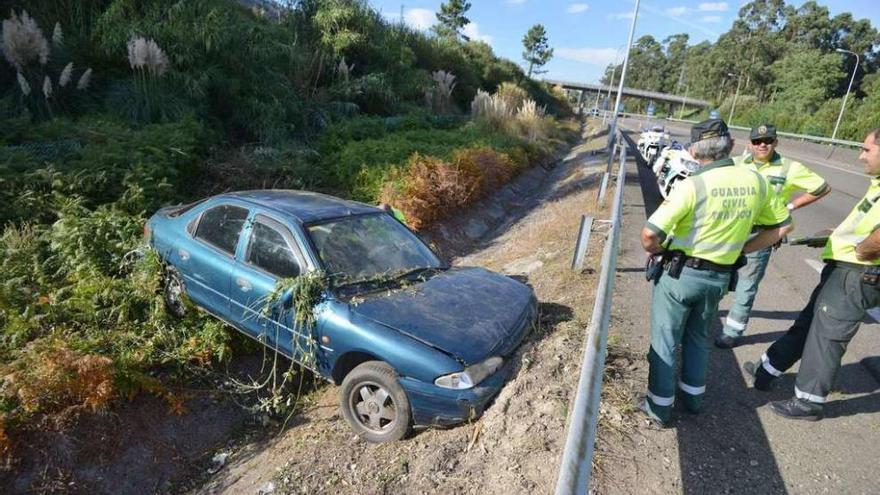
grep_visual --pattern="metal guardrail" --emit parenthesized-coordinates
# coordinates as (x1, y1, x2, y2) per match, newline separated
(555, 132, 627, 495)
(663, 117, 862, 148)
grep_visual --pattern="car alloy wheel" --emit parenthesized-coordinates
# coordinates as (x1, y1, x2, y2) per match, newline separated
(163, 269, 187, 318)
(350, 381, 397, 432)
(340, 361, 411, 443)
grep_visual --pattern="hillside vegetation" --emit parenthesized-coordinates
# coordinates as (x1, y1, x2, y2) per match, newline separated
(0, 0, 576, 456)
(602, 0, 878, 139)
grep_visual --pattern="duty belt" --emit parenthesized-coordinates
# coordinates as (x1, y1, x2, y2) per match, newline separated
(826, 259, 880, 285)
(683, 256, 738, 273)
(826, 259, 880, 273)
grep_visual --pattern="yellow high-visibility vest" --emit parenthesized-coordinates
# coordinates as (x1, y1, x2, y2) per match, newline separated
(647, 158, 791, 265)
(822, 178, 880, 266)
(735, 152, 828, 203)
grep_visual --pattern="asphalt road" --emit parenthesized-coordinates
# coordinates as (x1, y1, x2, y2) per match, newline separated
(607, 117, 880, 494)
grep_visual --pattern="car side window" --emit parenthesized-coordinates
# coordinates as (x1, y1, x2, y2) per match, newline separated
(246, 220, 301, 279)
(195, 205, 249, 255)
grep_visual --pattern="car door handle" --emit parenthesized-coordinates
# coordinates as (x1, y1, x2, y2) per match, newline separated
(235, 277, 252, 292)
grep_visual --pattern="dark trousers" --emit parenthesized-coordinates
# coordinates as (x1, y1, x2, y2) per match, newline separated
(761, 264, 834, 376)
(795, 265, 880, 402)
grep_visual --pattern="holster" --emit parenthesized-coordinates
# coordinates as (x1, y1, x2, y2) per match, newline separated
(728, 255, 748, 291)
(646, 250, 693, 283)
(862, 265, 880, 285)
(645, 254, 664, 283)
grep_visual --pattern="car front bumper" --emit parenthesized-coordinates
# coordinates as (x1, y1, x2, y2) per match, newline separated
(400, 356, 516, 427)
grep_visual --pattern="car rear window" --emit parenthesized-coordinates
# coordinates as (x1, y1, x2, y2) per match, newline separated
(246, 221, 301, 279)
(195, 205, 249, 255)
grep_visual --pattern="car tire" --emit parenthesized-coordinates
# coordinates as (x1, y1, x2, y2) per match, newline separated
(163, 268, 187, 318)
(340, 361, 412, 443)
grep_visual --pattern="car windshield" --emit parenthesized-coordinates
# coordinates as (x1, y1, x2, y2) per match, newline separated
(306, 213, 442, 287)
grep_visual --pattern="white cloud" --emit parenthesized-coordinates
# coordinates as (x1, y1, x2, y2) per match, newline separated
(608, 11, 634, 20)
(665, 6, 689, 17)
(698, 2, 728, 11)
(556, 47, 618, 66)
(404, 8, 435, 30)
(567, 3, 589, 13)
(463, 22, 493, 45)
(699, 15, 722, 22)
(383, 8, 435, 30)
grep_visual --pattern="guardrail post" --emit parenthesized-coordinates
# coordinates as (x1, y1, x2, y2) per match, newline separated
(570, 215, 594, 272)
(597, 172, 610, 204)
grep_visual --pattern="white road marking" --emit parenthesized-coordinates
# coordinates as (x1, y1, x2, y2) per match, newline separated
(794, 158, 868, 179)
(804, 258, 825, 274)
(804, 258, 880, 323)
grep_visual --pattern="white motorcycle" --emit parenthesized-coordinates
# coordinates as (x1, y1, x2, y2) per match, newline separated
(637, 126, 671, 168)
(653, 143, 699, 198)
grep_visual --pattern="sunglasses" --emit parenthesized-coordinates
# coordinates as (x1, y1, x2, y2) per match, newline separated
(751, 138, 775, 146)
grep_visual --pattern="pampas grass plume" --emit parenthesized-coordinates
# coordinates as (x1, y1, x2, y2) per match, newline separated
(52, 22, 63, 46)
(16, 72, 30, 96)
(59, 62, 73, 87)
(42, 75, 52, 98)
(77, 68, 92, 90)
(2, 10, 50, 69)
(127, 36, 170, 76)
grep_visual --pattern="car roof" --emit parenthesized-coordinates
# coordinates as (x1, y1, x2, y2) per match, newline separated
(216, 190, 380, 224)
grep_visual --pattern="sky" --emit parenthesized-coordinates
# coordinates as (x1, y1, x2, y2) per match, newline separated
(369, 0, 880, 84)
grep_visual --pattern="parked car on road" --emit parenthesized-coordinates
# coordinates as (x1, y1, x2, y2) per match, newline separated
(146, 190, 537, 442)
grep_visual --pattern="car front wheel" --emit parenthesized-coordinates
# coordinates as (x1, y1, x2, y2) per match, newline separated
(340, 361, 411, 443)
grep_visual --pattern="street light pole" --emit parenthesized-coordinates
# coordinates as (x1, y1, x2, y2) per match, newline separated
(609, 0, 641, 142)
(679, 85, 689, 119)
(831, 48, 860, 142)
(727, 71, 742, 124)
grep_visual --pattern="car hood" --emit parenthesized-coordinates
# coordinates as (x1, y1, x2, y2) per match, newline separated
(349, 267, 535, 365)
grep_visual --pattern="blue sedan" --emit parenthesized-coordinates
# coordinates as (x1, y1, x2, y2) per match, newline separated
(146, 190, 537, 442)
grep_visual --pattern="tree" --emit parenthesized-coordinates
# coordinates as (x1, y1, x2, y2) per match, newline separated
(433, 0, 471, 41)
(522, 24, 553, 78)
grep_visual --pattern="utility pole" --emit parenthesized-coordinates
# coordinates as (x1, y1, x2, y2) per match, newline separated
(831, 48, 860, 142)
(608, 0, 641, 142)
(727, 72, 741, 124)
(679, 85, 689, 119)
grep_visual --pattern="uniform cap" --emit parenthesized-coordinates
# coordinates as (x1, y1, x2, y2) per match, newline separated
(691, 118, 730, 143)
(750, 124, 777, 140)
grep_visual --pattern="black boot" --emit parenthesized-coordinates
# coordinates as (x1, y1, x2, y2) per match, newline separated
(743, 361, 774, 391)
(714, 333, 740, 349)
(769, 398, 824, 421)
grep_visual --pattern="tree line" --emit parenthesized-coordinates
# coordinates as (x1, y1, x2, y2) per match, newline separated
(601, 0, 878, 140)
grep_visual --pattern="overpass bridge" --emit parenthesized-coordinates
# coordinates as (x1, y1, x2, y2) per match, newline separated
(544, 79, 710, 109)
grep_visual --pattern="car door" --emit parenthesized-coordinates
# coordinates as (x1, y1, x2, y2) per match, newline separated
(180, 203, 250, 319)
(228, 213, 310, 359)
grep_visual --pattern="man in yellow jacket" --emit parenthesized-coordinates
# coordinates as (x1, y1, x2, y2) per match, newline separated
(640, 118, 793, 425)
(746, 129, 880, 420)
(716, 124, 831, 349)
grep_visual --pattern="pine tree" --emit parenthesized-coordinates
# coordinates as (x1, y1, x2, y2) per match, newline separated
(522, 24, 553, 77)
(433, 0, 471, 41)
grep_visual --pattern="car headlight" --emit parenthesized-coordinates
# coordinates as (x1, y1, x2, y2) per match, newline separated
(434, 356, 504, 390)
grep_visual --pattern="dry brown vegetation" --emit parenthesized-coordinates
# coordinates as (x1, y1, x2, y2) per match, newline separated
(379, 146, 523, 230)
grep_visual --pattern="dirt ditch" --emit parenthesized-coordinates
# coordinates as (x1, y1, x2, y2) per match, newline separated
(2, 128, 622, 495)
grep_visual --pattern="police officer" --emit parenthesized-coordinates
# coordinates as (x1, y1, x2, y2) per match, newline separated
(745, 129, 880, 421)
(640, 119, 793, 425)
(716, 124, 831, 348)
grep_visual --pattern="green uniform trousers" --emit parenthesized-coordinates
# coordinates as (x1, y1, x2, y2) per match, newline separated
(646, 266, 730, 422)
(723, 246, 773, 338)
(795, 264, 880, 403)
